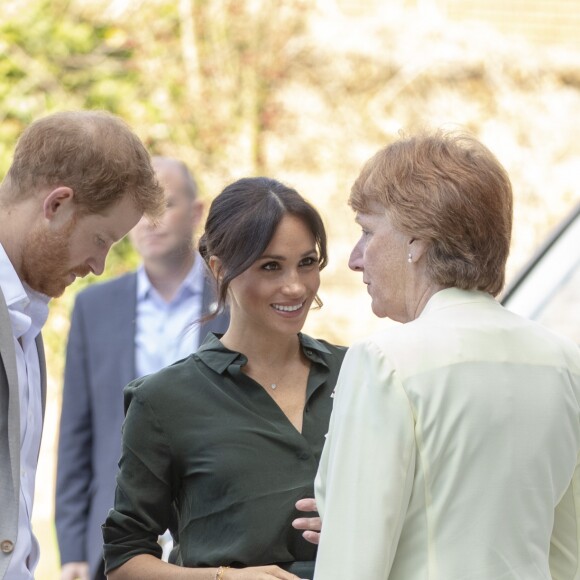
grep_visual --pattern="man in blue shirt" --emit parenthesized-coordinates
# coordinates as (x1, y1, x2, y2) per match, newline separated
(55, 157, 229, 580)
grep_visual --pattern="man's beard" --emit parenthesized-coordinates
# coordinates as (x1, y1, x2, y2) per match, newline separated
(21, 217, 89, 298)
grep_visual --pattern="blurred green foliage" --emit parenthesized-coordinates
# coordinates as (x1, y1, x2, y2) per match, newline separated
(0, 0, 313, 381)
(0, 0, 139, 158)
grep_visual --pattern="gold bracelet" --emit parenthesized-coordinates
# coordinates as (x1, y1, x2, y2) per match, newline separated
(215, 565, 230, 580)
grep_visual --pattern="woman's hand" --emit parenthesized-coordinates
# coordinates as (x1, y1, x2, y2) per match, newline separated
(292, 498, 321, 545)
(224, 565, 306, 579)
(107, 556, 307, 580)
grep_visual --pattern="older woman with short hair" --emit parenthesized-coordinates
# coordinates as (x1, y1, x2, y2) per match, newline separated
(313, 131, 580, 580)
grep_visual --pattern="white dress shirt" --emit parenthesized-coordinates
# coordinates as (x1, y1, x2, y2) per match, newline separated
(0, 243, 49, 580)
(134, 255, 204, 378)
(314, 288, 580, 580)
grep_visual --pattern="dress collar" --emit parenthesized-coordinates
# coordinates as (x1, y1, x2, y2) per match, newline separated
(195, 332, 332, 375)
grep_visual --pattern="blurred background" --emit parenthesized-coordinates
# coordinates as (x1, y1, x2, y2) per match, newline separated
(1, 0, 579, 576)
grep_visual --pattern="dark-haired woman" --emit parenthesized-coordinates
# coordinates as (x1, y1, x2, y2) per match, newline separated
(102, 178, 346, 580)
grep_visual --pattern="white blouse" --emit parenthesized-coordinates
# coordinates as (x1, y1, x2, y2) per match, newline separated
(314, 288, 580, 580)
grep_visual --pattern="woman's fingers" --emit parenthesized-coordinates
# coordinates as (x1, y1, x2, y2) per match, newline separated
(228, 565, 307, 579)
(295, 498, 317, 513)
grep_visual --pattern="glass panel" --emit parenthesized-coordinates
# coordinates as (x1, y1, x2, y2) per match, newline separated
(534, 258, 580, 345)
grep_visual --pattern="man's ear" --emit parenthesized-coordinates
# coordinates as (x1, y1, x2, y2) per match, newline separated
(42, 187, 75, 222)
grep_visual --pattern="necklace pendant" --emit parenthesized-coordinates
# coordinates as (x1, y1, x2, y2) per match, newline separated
(271, 383, 277, 389)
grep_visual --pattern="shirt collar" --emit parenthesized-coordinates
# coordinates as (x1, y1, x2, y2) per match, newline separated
(195, 332, 332, 375)
(136, 251, 204, 301)
(0, 242, 50, 337)
(0, 242, 28, 309)
(419, 287, 496, 319)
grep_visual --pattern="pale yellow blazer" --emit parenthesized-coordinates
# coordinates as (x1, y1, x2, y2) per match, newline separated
(315, 288, 580, 580)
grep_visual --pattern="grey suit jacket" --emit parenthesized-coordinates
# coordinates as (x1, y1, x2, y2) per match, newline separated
(55, 269, 229, 579)
(0, 287, 46, 580)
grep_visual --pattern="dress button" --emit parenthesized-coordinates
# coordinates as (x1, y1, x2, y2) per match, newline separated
(298, 452, 310, 460)
(0, 540, 14, 553)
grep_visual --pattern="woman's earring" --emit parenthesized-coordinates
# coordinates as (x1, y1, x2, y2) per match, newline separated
(408, 253, 413, 263)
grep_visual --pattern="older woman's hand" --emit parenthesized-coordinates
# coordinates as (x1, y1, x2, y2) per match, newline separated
(292, 498, 321, 545)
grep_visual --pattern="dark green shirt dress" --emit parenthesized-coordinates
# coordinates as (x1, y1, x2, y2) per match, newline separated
(102, 332, 346, 575)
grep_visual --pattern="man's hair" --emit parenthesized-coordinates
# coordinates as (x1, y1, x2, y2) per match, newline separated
(350, 129, 513, 296)
(2, 110, 164, 218)
(151, 156, 198, 200)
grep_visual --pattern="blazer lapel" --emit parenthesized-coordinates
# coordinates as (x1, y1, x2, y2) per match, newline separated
(0, 286, 21, 497)
(35, 334, 46, 419)
(113, 273, 138, 383)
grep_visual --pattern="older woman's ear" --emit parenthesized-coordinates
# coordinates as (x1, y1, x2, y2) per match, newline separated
(407, 238, 429, 264)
